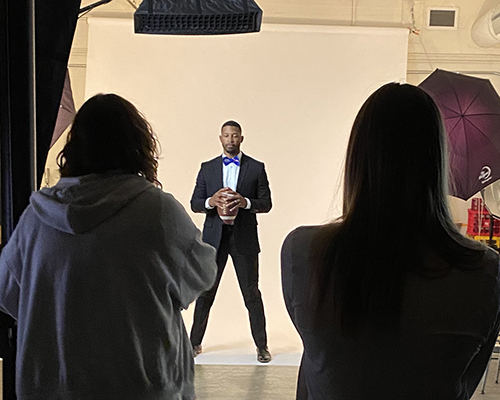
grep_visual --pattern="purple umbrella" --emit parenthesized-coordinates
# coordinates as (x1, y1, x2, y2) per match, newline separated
(51, 69, 76, 148)
(419, 69, 500, 200)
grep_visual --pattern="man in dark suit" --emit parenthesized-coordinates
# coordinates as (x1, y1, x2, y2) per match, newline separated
(189, 120, 272, 363)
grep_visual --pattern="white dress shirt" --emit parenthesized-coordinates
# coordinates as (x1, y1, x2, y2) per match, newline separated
(205, 153, 251, 210)
(223, 152, 240, 191)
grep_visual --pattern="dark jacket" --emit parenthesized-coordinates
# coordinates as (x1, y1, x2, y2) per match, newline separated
(282, 225, 500, 400)
(191, 153, 272, 255)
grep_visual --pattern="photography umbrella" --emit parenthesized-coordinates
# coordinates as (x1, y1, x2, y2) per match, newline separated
(419, 69, 500, 200)
(51, 69, 75, 148)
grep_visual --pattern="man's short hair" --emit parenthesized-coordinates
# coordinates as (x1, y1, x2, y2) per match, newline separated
(221, 120, 241, 132)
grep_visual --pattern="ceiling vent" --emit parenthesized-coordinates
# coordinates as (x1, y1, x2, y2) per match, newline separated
(427, 7, 459, 29)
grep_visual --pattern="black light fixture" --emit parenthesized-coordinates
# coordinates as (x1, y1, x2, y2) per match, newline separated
(134, 0, 263, 35)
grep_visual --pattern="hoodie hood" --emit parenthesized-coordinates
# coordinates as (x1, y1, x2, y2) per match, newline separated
(30, 173, 154, 234)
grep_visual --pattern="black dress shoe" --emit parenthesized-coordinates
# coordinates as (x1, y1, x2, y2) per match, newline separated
(193, 345, 202, 357)
(257, 346, 271, 363)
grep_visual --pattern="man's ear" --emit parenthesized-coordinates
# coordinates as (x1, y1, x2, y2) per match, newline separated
(241, 135, 244, 143)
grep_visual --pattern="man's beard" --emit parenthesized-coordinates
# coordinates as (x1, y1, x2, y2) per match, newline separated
(224, 145, 239, 155)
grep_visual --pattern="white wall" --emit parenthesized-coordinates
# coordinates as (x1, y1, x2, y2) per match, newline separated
(81, 17, 408, 355)
(61, 1, 500, 233)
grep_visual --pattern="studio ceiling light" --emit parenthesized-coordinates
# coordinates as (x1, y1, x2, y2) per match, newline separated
(134, 0, 263, 35)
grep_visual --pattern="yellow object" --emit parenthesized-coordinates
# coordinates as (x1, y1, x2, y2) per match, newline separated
(470, 235, 500, 247)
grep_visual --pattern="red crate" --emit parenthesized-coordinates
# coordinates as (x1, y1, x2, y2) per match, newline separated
(471, 198, 483, 211)
(467, 209, 500, 236)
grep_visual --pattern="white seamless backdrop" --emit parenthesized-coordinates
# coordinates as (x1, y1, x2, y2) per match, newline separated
(85, 17, 408, 363)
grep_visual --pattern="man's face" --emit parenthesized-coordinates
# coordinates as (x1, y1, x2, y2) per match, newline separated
(220, 126, 244, 157)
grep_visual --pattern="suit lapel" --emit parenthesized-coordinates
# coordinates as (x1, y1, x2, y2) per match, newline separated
(214, 156, 223, 188)
(236, 153, 249, 192)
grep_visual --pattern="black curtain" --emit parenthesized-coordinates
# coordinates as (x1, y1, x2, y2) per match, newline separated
(0, 0, 80, 398)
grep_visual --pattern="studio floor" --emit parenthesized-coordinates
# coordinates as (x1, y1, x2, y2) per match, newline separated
(194, 363, 500, 400)
(193, 340, 301, 399)
(194, 346, 500, 400)
(195, 365, 297, 400)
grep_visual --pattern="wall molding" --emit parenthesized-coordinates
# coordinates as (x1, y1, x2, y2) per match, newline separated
(68, 48, 87, 68)
(408, 52, 500, 65)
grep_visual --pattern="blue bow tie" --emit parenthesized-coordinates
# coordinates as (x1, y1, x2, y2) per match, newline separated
(223, 156, 240, 166)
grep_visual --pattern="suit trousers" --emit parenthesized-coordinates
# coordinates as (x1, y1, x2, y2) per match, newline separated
(190, 225, 267, 348)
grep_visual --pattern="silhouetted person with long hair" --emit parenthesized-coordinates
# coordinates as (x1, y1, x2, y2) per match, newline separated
(0, 93, 217, 400)
(282, 83, 500, 400)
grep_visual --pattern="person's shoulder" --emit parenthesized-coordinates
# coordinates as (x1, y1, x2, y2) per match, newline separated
(241, 153, 265, 166)
(432, 247, 500, 303)
(144, 190, 194, 226)
(201, 156, 221, 166)
(194, 157, 221, 174)
(283, 224, 333, 254)
(478, 247, 500, 280)
(148, 189, 179, 207)
(134, 185, 177, 208)
(6, 204, 38, 242)
(286, 224, 325, 239)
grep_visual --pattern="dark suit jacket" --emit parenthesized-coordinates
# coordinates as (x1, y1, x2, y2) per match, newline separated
(191, 153, 272, 255)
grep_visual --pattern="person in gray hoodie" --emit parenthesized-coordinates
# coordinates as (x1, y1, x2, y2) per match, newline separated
(0, 93, 217, 400)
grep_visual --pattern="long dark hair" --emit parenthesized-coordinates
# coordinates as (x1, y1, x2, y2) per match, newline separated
(58, 93, 161, 187)
(310, 83, 486, 337)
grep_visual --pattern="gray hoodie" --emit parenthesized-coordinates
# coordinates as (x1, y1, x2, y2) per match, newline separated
(0, 173, 217, 400)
